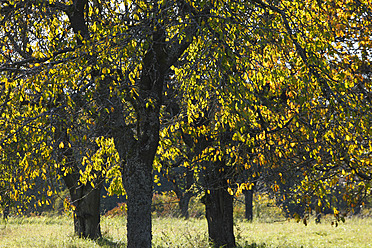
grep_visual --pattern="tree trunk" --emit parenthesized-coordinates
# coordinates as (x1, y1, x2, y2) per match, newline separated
(109, 17, 194, 247)
(243, 184, 255, 221)
(63, 174, 103, 239)
(204, 187, 236, 248)
(54, 0, 103, 239)
(54, 111, 103, 239)
(2, 204, 9, 220)
(200, 159, 236, 248)
(122, 158, 153, 248)
(170, 164, 194, 219)
(179, 191, 193, 219)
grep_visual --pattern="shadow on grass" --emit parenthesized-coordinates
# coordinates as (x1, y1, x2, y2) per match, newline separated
(95, 237, 126, 247)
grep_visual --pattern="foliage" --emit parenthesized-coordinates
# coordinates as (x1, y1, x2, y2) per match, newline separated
(151, 192, 179, 218)
(105, 202, 127, 218)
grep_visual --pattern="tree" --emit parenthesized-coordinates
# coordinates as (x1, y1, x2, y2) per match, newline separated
(1, 0, 199, 246)
(160, 0, 372, 246)
(1, 0, 371, 247)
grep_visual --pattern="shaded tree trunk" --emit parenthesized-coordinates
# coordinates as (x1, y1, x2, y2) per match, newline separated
(243, 183, 255, 221)
(101, 9, 196, 247)
(51, 0, 103, 240)
(202, 160, 236, 248)
(243, 189, 254, 221)
(111, 92, 160, 247)
(64, 174, 103, 239)
(204, 187, 236, 248)
(2, 204, 9, 220)
(168, 163, 194, 219)
(179, 192, 193, 219)
(54, 98, 103, 239)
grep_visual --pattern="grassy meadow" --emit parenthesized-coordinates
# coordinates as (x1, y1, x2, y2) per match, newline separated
(0, 214, 372, 248)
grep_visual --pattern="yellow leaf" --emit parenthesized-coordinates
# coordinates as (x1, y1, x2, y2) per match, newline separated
(59, 142, 64, 148)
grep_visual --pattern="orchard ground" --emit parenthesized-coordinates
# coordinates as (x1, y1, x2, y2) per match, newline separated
(1, 214, 372, 247)
(1, 193, 371, 247)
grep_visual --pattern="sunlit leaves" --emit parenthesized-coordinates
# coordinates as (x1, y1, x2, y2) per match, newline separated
(0, 0, 371, 218)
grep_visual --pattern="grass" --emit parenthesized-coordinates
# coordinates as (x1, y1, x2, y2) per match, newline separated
(0, 215, 372, 247)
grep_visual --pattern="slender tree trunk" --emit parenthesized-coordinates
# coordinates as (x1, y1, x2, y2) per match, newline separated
(2, 204, 9, 220)
(243, 184, 255, 221)
(179, 191, 193, 219)
(170, 165, 194, 219)
(243, 189, 254, 221)
(204, 187, 236, 248)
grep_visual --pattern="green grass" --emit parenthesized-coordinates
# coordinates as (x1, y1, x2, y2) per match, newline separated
(0, 215, 372, 247)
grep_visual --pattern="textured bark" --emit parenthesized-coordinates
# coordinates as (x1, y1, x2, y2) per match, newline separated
(54, 109, 103, 239)
(121, 35, 164, 248)
(113, 126, 156, 248)
(63, 172, 103, 239)
(112, 101, 159, 248)
(123, 158, 153, 248)
(205, 187, 236, 248)
(54, 96, 103, 239)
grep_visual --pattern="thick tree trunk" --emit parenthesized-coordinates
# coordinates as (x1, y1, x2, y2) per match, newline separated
(123, 158, 153, 248)
(72, 187, 102, 239)
(200, 159, 236, 248)
(63, 174, 103, 239)
(204, 187, 236, 248)
(53, 0, 103, 239)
